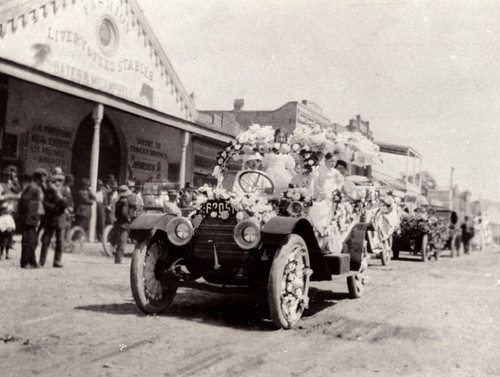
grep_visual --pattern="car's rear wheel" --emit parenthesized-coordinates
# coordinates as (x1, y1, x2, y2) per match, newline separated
(130, 238, 178, 314)
(347, 241, 368, 299)
(268, 234, 311, 329)
(102, 225, 115, 257)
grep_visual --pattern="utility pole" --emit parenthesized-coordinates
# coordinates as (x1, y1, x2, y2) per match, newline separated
(449, 166, 454, 211)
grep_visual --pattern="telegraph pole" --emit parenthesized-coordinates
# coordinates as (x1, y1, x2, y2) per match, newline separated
(449, 166, 454, 211)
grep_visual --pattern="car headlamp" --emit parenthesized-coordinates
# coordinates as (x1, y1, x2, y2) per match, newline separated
(234, 220, 261, 249)
(287, 201, 304, 217)
(166, 217, 194, 246)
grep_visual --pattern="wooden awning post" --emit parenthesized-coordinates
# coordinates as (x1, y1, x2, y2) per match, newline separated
(89, 103, 104, 243)
(179, 131, 190, 188)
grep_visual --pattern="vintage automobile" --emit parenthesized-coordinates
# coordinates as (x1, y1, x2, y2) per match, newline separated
(432, 209, 462, 258)
(392, 215, 432, 261)
(128, 170, 374, 329)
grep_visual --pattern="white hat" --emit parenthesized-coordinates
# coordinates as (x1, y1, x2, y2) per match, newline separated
(244, 152, 263, 163)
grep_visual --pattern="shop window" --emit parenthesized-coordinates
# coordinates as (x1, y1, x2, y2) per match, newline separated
(2, 133, 17, 159)
(168, 163, 180, 182)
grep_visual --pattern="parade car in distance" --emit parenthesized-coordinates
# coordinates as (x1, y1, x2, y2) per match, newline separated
(128, 170, 373, 329)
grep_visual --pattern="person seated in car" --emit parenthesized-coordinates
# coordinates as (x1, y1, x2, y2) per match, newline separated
(232, 153, 272, 194)
(334, 159, 363, 200)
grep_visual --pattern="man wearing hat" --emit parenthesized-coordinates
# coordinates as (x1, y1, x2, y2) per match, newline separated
(74, 178, 96, 235)
(232, 152, 270, 194)
(163, 189, 182, 216)
(18, 167, 47, 268)
(39, 167, 68, 267)
(112, 185, 136, 264)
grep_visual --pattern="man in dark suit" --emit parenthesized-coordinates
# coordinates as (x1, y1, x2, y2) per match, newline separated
(39, 167, 68, 267)
(18, 168, 47, 268)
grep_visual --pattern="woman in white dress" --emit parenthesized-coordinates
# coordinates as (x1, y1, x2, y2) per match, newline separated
(263, 129, 296, 193)
(308, 153, 345, 251)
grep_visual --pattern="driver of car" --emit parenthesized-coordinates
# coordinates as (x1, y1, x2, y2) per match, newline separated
(232, 153, 271, 194)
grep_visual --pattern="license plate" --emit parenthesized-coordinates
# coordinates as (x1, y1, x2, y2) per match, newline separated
(203, 200, 236, 218)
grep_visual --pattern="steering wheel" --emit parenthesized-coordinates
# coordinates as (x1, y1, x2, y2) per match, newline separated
(237, 170, 274, 194)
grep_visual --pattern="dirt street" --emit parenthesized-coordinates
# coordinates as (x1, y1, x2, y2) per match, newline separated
(1, 240, 499, 377)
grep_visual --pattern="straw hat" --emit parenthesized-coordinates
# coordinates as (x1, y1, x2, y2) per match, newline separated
(244, 152, 263, 163)
(117, 185, 132, 198)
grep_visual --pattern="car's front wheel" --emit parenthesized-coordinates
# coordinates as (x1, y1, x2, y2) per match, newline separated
(267, 234, 311, 329)
(130, 238, 178, 314)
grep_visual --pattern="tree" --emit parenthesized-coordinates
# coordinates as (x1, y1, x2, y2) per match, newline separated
(399, 171, 437, 196)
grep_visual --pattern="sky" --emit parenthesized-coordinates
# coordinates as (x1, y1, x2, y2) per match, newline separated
(139, 0, 500, 201)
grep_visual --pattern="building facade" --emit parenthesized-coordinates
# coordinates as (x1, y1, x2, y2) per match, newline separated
(200, 99, 332, 136)
(0, 0, 232, 188)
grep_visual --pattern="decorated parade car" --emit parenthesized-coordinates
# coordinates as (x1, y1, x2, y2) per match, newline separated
(392, 208, 458, 261)
(128, 124, 383, 329)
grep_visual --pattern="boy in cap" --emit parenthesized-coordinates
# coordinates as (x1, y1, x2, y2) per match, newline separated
(113, 185, 136, 264)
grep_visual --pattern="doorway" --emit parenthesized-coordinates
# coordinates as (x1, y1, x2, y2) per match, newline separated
(71, 114, 121, 182)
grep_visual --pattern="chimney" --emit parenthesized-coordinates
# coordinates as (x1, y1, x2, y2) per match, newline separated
(233, 99, 244, 111)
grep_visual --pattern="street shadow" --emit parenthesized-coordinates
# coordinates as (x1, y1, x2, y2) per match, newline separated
(74, 285, 345, 332)
(75, 302, 139, 316)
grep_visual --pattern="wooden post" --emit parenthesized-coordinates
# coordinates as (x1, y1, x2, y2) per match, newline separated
(88, 103, 103, 242)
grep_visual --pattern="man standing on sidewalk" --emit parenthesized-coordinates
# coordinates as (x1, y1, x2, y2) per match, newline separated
(39, 168, 68, 268)
(18, 168, 47, 268)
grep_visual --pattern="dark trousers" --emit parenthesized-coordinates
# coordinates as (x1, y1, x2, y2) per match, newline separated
(114, 226, 129, 264)
(0, 230, 11, 258)
(40, 226, 64, 266)
(96, 202, 105, 241)
(20, 225, 38, 268)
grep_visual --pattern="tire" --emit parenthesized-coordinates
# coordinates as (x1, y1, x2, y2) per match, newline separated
(421, 234, 428, 262)
(267, 234, 311, 329)
(67, 226, 87, 253)
(102, 225, 116, 257)
(130, 239, 178, 314)
(380, 239, 391, 266)
(347, 241, 368, 299)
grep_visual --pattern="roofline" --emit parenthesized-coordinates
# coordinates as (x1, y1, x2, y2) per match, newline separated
(0, 57, 233, 142)
(375, 141, 422, 158)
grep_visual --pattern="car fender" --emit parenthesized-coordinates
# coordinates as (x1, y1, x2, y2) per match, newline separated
(262, 217, 332, 281)
(342, 222, 374, 271)
(129, 213, 177, 242)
